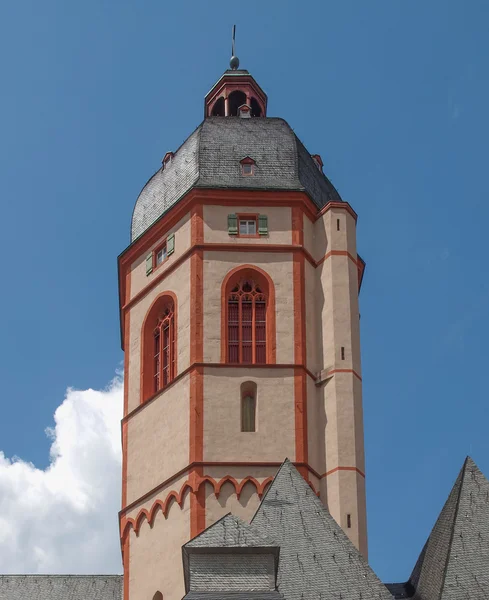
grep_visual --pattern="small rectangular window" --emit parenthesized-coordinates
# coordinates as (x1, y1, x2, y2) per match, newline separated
(341, 346, 345, 360)
(337, 218, 340, 231)
(239, 219, 257, 235)
(242, 163, 253, 175)
(156, 245, 167, 265)
(347, 514, 352, 528)
(154, 236, 173, 269)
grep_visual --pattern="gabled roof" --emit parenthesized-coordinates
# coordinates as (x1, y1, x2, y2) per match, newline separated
(184, 513, 276, 549)
(405, 456, 489, 600)
(0, 575, 122, 600)
(182, 514, 280, 595)
(250, 459, 393, 600)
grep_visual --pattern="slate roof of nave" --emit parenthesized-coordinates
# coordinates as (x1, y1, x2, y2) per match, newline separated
(0, 575, 122, 600)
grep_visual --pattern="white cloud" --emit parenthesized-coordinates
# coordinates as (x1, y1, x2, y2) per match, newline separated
(0, 374, 123, 574)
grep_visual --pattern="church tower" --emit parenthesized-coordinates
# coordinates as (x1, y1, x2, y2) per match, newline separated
(118, 49, 367, 600)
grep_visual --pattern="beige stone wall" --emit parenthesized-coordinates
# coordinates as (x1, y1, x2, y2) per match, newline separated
(202, 251, 294, 364)
(130, 212, 191, 300)
(124, 472, 190, 523)
(126, 373, 190, 505)
(203, 205, 292, 245)
(124, 197, 368, 589)
(302, 212, 316, 258)
(306, 375, 325, 477)
(128, 492, 190, 600)
(205, 481, 263, 526)
(311, 211, 329, 263)
(305, 259, 319, 373)
(127, 259, 191, 413)
(202, 366, 295, 462)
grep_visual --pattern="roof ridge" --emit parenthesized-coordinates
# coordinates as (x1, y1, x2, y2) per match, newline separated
(249, 458, 291, 526)
(437, 457, 468, 600)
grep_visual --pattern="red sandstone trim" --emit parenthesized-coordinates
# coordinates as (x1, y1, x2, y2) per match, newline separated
(122, 533, 129, 600)
(316, 249, 358, 267)
(119, 460, 323, 516)
(122, 363, 317, 424)
(189, 205, 205, 537)
(317, 201, 358, 222)
(139, 291, 178, 404)
(327, 368, 362, 381)
(118, 191, 361, 342)
(121, 474, 303, 541)
(121, 270, 131, 510)
(120, 244, 360, 336)
(292, 207, 308, 473)
(235, 213, 260, 238)
(322, 466, 365, 478)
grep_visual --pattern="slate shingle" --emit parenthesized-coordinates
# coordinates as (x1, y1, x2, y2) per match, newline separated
(250, 459, 394, 600)
(0, 575, 122, 600)
(131, 117, 342, 241)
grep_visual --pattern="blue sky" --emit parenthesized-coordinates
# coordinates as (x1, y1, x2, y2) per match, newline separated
(1, 0, 488, 582)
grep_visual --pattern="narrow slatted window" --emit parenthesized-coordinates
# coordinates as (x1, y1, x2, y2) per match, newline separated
(241, 394, 256, 432)
(227, 278, 267, 364)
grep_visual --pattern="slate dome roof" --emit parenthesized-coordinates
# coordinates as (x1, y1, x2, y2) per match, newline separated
(131, 117, 342, 242)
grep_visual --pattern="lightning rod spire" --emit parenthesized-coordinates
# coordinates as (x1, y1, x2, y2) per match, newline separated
(230, 25, 239, 70)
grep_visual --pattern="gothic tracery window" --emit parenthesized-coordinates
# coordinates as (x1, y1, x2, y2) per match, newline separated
(228, 279, 266, 364)
(153, 300, 176, 393)
(142, 293, 177, 403)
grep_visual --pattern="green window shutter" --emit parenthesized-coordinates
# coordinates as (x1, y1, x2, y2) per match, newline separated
(145, 253, 153, 276)
(167, 233, 175, 256)
(258, 214, 268, 236)
(228, 214, 238, 235)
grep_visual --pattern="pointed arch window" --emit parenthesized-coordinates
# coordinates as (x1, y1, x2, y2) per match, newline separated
(241, 381, 257, 432)
(228, 279, 266, 364)
(142, 293, 177, 403)
(222, 266, 275, 365)
(153, 301, 175, 393)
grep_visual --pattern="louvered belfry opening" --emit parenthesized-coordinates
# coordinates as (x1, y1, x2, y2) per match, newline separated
(153, 300, 176, 393)
(228, 278, 266, 364)
(228, 90, 247, 116)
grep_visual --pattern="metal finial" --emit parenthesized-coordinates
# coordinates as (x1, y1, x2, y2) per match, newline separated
(230, 24, 239, 70)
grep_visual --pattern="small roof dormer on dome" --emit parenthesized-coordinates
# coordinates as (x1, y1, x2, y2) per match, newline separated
(204, 26, 267, 118)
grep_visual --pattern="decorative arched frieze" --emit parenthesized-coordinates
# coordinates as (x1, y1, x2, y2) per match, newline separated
(120, 474, 281, 540)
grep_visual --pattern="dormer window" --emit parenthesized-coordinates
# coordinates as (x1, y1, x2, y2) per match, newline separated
(162, 152, 174, 169)
(311, 154, 323, 172)
(240, 157, 256, 176)
(239, 104, 251, 118)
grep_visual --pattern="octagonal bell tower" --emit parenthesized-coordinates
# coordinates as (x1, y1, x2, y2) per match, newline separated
(118, 50, 367, 600)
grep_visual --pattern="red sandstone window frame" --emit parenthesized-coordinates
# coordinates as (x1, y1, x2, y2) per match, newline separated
(141, 292, 178, 404)
(236, 213, 259, 238)
(221, 265, 276, 365)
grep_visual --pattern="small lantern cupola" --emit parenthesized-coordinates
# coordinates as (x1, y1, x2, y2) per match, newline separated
(204, 26, 268, 118)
